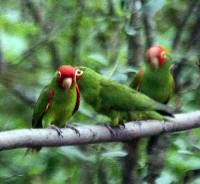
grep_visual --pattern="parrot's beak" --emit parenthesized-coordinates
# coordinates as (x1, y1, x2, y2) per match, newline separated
(151, 57, 159, 69)
(62, 78, 72, 90)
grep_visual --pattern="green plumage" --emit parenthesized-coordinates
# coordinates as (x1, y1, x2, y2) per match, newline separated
(129, 54, 174, 121)
(129, 47, 175, 180)
(129, 50, 174, 122)
(32, 77, 78, 129)
(128, 111, 165, 121)
(130, 56, 174, 104)
(77, 66, 173, 125)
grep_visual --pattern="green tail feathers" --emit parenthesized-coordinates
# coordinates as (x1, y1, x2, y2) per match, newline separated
(128, 111, 167, 121)
(155, 102, 174, 117)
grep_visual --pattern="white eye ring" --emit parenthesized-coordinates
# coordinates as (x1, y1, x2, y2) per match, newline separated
(161, 51, 166, 58)
(75, 69, 83, 77)
(57, 71, 62, 78)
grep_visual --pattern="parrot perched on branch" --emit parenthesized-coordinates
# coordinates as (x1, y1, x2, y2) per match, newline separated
(30, 65, 83, 151)
(128, 45, 174, 121)
(76, 66, 173, 126)
(130, 45, 174, 104)
(130, 45, 175, 182)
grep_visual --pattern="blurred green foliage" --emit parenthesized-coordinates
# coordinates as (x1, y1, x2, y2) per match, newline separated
(0, 0, 200, 183)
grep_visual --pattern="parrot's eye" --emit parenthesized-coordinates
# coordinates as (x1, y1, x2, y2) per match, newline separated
(161, 51, 166, 58)
(57, 71, 62, 79)
(75, 69, 83, 77)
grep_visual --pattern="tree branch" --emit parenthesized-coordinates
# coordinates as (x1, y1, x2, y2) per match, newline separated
(0, 111, 200, 151)
(0, 40, 35, 107)
(23, 0, 61, 69)
(125, 1, 156, 182)
(124, 1, 144, 182)
(68, 0, 84, 65)
(185, 2, 200, 51)
(172, 0, 199, 50)
(140, 0, 156, 47)
(126, 0, 143, 66)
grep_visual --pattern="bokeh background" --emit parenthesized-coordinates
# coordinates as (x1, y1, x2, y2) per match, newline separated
(0, 0, 200, 183)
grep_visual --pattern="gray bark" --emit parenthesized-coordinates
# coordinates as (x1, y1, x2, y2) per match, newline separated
(0, 111, 200, 151)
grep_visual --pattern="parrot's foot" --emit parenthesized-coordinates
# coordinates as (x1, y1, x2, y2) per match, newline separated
(104, 124, 116, 136)
(104, 124, 124, 137)
(65, 124, 80, 136)
(48, 125, 63, 137)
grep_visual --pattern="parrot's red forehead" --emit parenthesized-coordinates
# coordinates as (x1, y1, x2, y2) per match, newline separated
(57, 65, 76, 77)
(146, 45, 168, 65)
(147, 45, 167, 58)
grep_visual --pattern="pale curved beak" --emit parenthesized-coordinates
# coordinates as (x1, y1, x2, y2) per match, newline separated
(62, 78, 72, 90)
(151, 57, 159, 69)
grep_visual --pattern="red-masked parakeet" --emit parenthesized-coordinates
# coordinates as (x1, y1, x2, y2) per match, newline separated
(130, 45, 174, 103)
(130, 45, 175, 183)
(76, 66, 173, 126)
(32, 65, 83, 141)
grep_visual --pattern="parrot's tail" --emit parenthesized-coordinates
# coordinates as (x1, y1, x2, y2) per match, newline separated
(155, 103, 175, 117)
(156, 109, 174, 117)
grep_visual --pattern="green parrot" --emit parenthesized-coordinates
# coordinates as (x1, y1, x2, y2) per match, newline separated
(33, 65, 83, 129)
(130, 45, 175, 182)
(30, 65, 83, 151)
(127, 45, 174, 121)
(76, 66, 173, 126)
(130, 45, 174, 103)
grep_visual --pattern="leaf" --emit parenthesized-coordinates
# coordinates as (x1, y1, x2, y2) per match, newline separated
(141, 0, 166, 16)
(125, 23, 137, 36)
(157, 170, 177, 184)
(87, 53, 108, 66)
(101, 150, 127, 159)
(59, 146, 95, 162)
(177, 150, 193, 155)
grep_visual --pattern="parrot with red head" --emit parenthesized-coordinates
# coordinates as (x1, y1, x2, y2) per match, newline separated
(130, 45, 174, 104)
(32, 65, 83, 131)
(27, 65, 83, 152)
(130, 45, 175, 183)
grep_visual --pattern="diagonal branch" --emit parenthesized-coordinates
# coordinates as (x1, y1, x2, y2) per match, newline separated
(22, 0, 61, 69)
(172, 0, 199, 50)
(0, 40, 35, 107)
(0, 111, 200, 151)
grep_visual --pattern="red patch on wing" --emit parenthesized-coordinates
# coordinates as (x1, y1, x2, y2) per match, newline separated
(72, 85, 80, 115)
(45, 88, 54, 112)
(135, 69, 144, 90)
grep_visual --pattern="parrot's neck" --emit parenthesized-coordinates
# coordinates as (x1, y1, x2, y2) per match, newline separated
(78, 67, 100, 89)
(147, 61, 171, 75)
(77, 67, 101, 105)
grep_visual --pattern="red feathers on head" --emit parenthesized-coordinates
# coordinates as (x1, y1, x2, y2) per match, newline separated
(146, 45, 168, 65)
(56, 65, 77, 87)
(57, 65, 76, 79)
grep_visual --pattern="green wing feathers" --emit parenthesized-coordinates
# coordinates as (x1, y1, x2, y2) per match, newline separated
(77, 66, 173, 118)
(32, 86, 52, 128)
